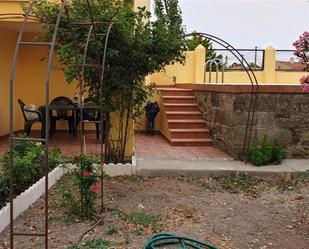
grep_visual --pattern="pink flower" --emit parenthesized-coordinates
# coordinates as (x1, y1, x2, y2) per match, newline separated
(300, 74, 309, 92)
(301, 83, 309, 92)
(82, 171, 91, 177)
(90, 182, 101, 192)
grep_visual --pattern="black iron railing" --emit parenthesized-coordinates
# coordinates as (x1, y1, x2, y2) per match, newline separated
(276, 49, 307, 71)
(208, 48, 265, 71)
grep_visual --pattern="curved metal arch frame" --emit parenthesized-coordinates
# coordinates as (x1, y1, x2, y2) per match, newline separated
(62, 0, 113, 212)
(8, 1, 67, 249)
(78, 21, 113, 212)
(8, 0, 113, 248)
(184, 33, 259, 161)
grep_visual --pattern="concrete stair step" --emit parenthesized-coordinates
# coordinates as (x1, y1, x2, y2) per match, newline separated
(166, 111, 202, 119)
(164, 103, 199, 111)
(170, 128, 210, 138)
(168, 119, 206, 129)
(162, 96, 195, 104)
(169, 138, 213, 146)
(159, 88, 193, 96)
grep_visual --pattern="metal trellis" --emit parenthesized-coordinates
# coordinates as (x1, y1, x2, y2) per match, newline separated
(184, 33, 259, 161)
(8, 1, 67, 248)
(8, 0, 113, 248)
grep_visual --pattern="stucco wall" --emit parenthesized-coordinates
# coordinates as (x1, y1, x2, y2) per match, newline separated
(148, 45, 307, 86)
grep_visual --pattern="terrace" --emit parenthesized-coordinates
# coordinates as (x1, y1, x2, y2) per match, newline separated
(0, 1, 309, 249)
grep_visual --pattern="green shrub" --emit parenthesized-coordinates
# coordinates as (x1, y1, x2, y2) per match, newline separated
(68, 239, 109, 249)
(0, 138, 63, 209)
(249, 135, 285, 166)
(59, 153, 101, 219)
(0, 176, 9, 208)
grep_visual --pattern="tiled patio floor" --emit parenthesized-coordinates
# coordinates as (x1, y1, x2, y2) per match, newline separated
(134, 132, 229, 159)
(0, 131, 230, 160)
(0, 131, 103, 157)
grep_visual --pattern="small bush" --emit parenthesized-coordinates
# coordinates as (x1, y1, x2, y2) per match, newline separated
(0, 138, 63, 209)
(249, 135, 285, 166)
(59, 153, 101, 219)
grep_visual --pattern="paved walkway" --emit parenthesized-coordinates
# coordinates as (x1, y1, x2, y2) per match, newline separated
(134, 132, 229, 159)
(136, 157, 309, 178)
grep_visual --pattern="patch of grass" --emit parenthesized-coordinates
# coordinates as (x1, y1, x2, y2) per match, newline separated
(131, 229, 144, 237)
(189, 174, 261, 196)
(105, 225, 118, 235)
(110, 207, 124, 219)
(125, 212, 159, 228)
(214, 174, 260, 196)
(68, 239, 110, 249)
(62, 213, 78, 224)
(122, 175, 140, 183)
(275, 172, 309, 190)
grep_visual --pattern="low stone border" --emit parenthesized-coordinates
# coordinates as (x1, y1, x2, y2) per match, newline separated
(0, 157, 136, 233)
(104, 156, 136, 177)
(0, 166, 65, 233)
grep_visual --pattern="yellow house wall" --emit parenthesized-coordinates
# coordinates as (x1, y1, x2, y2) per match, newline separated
(0, 1, 25, 16)
(0, 28, 78, 136)
(0, 26, 18, 136)
(148, 44, 306, 85)
(149, 51, 196, 85)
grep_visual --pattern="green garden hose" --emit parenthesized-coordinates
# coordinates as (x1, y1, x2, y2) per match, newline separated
(143, 233, 219, 249)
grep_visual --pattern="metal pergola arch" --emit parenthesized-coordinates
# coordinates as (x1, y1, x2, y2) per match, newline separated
(184, 33, 259, 161)
(8, 1, 113, 248)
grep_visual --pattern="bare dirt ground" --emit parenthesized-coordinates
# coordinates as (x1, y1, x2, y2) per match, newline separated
(0, 175, 308, 249)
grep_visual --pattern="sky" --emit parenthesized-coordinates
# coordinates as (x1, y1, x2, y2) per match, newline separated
(150, 0, 309, 50)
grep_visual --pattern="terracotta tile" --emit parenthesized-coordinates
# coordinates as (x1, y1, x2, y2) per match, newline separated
(134, 132, 229, 159)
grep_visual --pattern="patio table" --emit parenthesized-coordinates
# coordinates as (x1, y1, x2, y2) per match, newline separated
(39, 104, 101, 138)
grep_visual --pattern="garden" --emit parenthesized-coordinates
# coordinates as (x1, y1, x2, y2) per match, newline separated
(0, 166, 309, 248)
(1, 0, 309, 248)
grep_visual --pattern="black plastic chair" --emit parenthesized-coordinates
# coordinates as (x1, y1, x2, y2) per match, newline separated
(76, 98, 101, 139)
(18, 99, 42, 136)
(50, 96, 74, 136)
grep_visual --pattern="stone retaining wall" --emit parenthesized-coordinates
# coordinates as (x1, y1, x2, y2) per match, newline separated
(194, 91, 309, 159)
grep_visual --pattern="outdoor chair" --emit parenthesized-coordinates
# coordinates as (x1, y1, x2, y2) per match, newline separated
(76, 98, 101, 139)
(18, 99, 42, 136)
(50, 96, 74, 136)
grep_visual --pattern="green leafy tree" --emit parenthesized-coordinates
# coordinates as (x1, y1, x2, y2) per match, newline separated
(32, 0, 185, 162)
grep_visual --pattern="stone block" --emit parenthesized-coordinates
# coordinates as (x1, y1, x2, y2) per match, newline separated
(211, 93, 220, 107)
(255, 128, 292, 146)
(256, 94, 278, 112)
(214, 109, 233, 125)
(233, 94, 250, 112)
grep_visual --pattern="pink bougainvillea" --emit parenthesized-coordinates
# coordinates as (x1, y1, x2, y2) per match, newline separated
(300, 75, 309, 92)
(293, 32, 309, 92)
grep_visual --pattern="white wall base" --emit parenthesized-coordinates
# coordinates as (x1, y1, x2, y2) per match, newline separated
(0, 166, 65, 233)
(0, 157, 136, 233)
(104, 156, 136, 177)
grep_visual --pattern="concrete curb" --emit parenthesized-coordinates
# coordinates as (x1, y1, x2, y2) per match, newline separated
(136, 158, 309, 179)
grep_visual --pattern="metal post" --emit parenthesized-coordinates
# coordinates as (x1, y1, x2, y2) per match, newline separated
(9, 1, 67, 248)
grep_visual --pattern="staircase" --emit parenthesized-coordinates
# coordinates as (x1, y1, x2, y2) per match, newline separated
(161, 88, 213, 146)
